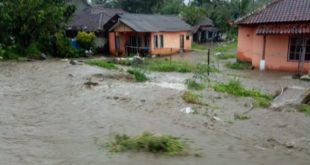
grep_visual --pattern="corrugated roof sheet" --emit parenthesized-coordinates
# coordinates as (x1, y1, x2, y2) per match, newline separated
(68, 6, 124, 31)
(236, 0, 310, 25)
(192, 17, 215, 33)
(116, 13, 192, 32)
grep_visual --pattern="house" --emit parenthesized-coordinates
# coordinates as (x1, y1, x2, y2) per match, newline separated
(192, 17, 219, 43)
(66, 6, 124, 51)
(103, 13, 192, 56)
(235, 0, 310, 74)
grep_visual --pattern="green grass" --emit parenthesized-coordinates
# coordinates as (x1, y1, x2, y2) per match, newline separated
(142, 59, 218, 73)
(106, 132, 186, 156)
(86, 59, 117, 69)
(216, 53, 236, 60)
(192, 43, 208, 51)
(214, 42, 237, 53)
(127, 69, 148, 82)
(297, 104, 310, 116)
(212, 80, 272, 108)
(226, 61, 252, 70)
(185, 79, 205, 90)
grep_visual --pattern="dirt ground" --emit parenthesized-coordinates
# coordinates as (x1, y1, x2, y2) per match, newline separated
(0, 53, 310, 165)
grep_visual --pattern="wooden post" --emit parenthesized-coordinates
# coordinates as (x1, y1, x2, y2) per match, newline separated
(262, 35, 266, 60)
(207, 48, 210, 76)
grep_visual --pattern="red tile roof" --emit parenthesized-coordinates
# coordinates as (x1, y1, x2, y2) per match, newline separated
(236, 0, 310, 25)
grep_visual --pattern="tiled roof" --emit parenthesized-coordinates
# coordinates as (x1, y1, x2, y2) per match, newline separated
(112, 13, 192, 32)
(236, 0, 310, 25)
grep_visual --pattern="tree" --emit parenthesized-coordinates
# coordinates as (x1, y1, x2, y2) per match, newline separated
(181, 5, 206, 25)
(160, 0, 184, 14)
(0, 0, 74, 52)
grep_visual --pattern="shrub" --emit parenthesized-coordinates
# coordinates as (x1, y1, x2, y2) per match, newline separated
(106, 132, 186, 156)
(144, 59, 193, 73)
(127, 69, 148, 82)
(55, 32, 79, 58)
(25, 42, 41, 59)
(0, 44, 21, 60)
(85, 59, 117, 69)
(76, 31, 96, 50)
(234, 113, 250, 120)
(185, 79, 205, 90)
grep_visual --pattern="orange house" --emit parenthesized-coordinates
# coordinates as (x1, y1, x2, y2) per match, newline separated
(236, 0, 310, 74)
(103, 13, 192, 56)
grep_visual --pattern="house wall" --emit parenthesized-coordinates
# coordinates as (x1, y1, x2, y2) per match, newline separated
(150, 32, 192, 55)
(237, 26, 310, 72)
(109, 31, 192, 56)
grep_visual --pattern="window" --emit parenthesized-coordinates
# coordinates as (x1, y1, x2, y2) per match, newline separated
(288, 37, 310, 61)
(154, 35, 158, 48)
(186, 35, 190, 40)
(160, 35, 164, 48)
(144, 35, 149, 47)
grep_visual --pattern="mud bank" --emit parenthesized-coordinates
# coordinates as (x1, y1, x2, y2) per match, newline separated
(0, 60, 309, 165)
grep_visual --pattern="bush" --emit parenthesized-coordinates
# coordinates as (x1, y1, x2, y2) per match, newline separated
(25, 42, 41, 59)
(55, 32, 79, 58)
(76, 31, 96, 50)
(0, 44, 21, 60)
(106, 132, 186, 156)
(85, 59, 117, 69)
(127, 69, 148, 82)
(185, 79, 205, 90)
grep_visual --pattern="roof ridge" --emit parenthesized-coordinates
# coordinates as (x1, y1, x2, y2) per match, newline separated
(235, 0, 284, 24)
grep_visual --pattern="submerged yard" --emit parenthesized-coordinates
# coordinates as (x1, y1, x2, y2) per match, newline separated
(0, 48, 310, 165)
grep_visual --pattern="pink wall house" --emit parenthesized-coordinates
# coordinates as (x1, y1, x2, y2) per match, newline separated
(236, 0, 310, 74)
(103, 13, 192, 56)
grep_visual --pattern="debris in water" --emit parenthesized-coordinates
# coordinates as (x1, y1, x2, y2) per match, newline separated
(180, 107, 194, 114)
(84, 81, 99, 88)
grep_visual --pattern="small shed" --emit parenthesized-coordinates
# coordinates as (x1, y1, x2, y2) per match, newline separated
(192, 17, 219, 43)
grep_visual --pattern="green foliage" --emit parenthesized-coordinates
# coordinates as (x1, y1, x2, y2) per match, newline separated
(185, 79, 205, 91)
(25, 42, 41, 59)
(298, 104, 310, 117)
(76, 31, 96, 50)
(0, 0, 75, 52)
(106, 132, 186, 156)
(181, 5, 206, 25)
(55, 32, 79, 58)
(0, 44, 21, 60)
(127, 69, 148, 82)
(160, 0, 183, 14)
(212, 80, 272, 108)
(226, 61, 252, 70)
(86, 59, 117, 69)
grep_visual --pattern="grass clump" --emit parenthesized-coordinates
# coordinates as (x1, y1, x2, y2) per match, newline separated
(144, 59, 193, 73)
(181, 91, 207, 106)
(106, 132, 186, 156)
(185, 79, 205, 90)
(86, 59, 117, 69)
(212, 80, 272, 108)
(127, 69, 148, 82)
(226, 61, 252, 70)
(234, 113, 250, 120)
(297, 104, 310, 116)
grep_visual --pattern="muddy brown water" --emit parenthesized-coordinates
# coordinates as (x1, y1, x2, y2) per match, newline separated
(0, 59, 310, 165)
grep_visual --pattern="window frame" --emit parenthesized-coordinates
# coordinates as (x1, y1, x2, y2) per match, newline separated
(160, 35, 164, 48)
(288, 36, 310, 62)
(154, 34, 158, 49)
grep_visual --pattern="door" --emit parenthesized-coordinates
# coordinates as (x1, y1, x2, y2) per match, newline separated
(180, 35, 185, 50)
(299, 38, 310, 75)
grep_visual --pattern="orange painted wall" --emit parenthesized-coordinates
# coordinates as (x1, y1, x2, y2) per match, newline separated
(109, 31, 192, 56)
(237, 26, 310, 72)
